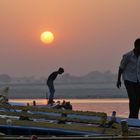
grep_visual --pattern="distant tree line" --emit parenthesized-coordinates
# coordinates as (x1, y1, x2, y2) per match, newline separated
(0, 70, 117, 84)
(0, 74, 11, 83)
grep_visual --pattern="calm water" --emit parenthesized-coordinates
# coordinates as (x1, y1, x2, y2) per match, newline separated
(10, 98, 129, 118)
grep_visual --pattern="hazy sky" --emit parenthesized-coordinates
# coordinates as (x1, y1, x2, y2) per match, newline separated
(0, 0, 140, 77)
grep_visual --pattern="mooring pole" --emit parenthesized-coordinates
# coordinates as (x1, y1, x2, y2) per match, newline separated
(121, 120, 129, 136)
(111, 111, 116, 122)
(33, 100, 36, 106)
(46, 91, 48, 105)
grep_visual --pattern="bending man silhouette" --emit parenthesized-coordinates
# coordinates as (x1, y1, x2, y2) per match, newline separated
(47, 68, 64, 105)
(117, 38, 140, 118)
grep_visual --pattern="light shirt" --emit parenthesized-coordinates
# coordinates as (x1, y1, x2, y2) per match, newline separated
(120, 50, 140, 82)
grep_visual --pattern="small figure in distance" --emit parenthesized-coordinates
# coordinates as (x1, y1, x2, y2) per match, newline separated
(47, 67, 64, 105)
(117, 38, 140, 119)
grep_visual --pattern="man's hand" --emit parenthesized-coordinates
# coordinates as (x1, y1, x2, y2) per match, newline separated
(116, 80, 121, 88)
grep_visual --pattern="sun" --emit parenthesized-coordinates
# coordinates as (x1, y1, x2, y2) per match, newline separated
(40, 31, 54, 44)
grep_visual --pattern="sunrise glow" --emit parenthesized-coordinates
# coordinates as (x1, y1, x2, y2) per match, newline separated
(40, 31, 54, 44)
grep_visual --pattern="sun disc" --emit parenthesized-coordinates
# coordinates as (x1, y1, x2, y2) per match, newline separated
(40, 31, 54, 44)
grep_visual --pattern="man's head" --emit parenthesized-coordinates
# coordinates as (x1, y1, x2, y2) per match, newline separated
(134, 38, 140, 54)
(58, 67, 64, 74)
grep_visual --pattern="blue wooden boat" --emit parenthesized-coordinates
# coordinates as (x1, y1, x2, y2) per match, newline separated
(0, 101, 140, 136)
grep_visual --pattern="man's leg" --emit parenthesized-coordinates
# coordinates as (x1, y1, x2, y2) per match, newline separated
(124, 81, 139, 118)
(48, 83, 55, 104)
(136, 83, 140, 118)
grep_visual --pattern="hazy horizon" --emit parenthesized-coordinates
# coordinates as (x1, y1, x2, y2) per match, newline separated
(0, 69, 116, 79)
(0, 0, 140, 77)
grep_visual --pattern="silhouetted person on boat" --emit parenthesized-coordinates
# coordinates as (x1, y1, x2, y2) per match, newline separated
(47, 68, 64, 105)
(117, 38, 140, 119)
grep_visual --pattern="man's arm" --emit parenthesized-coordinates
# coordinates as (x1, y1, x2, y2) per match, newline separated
(116, 68, 123, 88)
(117, 53, 129, 88)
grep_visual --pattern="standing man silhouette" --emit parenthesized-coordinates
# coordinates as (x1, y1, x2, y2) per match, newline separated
(117, 38, 140, 118)
(47, 68, 64, 105)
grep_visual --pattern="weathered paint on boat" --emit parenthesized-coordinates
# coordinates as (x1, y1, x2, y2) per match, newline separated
(0, 103, 140, 136)
(0, 124, 96, 135)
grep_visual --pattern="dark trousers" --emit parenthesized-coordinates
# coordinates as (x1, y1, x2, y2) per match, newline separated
(124, 80, 140, 119)
(47, 81, 55, 104)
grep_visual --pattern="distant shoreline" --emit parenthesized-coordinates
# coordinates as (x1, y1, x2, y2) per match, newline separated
(0, 82, 127, 99)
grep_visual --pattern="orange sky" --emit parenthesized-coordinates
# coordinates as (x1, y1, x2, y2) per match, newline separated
(0, 0, 140, 77)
